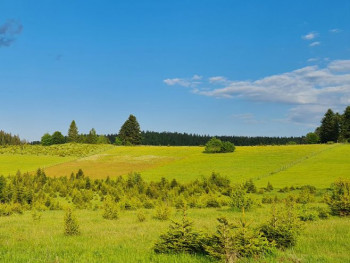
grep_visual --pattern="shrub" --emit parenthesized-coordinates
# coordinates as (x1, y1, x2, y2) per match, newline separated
(205, 217, 274, 262)
(154, 207, 206, 254)
(260, 202, 302, 249)
(318, 208, 330, 219)
(325, 179, 350, 216)
(298, 206, 318, 221)
(64, 208, 80, 236)
(154, 204, 171, 221)
(204, 137, 235, 153)
(204, 137, 223, 153)
(266, 182, 274, 192)
(137, 210, 146, 222)
(244, 179, 257, 193)
(102, 196, 119, 220)
(231, 186, 255, 211)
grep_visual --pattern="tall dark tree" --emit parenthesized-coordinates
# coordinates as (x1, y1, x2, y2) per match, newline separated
(340, 106, 350, 141)
(51, 131, 66, 144)
(68, 120, 79, 143)
(119, 114, 142, 145)
(86, 128, 98, 144)
(319, 109, 339, 143)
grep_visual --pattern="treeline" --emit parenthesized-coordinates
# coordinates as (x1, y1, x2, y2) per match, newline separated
(105, 131, 304, 146)
(0, 130, 21, 146)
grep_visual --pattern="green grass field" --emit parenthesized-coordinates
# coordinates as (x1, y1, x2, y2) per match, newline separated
(1, 208, 349, 263)
(1, 143, 350, 263)
(2, 143, 348, 188)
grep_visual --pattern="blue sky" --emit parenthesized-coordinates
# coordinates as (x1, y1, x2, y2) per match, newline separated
(1, 0, 350, 141)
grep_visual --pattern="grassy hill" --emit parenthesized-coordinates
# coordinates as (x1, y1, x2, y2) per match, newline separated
(1, 143, 349, 188)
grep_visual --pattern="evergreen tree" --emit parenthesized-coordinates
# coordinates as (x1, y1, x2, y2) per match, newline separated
(119, 114, 142, 145)
(86, 128, 98, 144)
(319, 109, 339, 143)
(340, 106, 350, 142)
(68, 120, 79, 143)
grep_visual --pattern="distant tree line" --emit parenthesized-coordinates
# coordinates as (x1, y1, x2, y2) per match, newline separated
(105, 131, 304, 146)
(0, 130, 21, 145)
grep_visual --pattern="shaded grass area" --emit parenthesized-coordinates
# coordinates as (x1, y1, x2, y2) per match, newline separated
(0, 208, 349, 262)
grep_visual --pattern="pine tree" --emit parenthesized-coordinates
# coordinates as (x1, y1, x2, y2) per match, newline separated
(341, 106, 350, 141)
(119, 115, 142, 145)
(319, 109, 339, 143)
(64, 208, 80, 235)
(68, 120, 79, 143)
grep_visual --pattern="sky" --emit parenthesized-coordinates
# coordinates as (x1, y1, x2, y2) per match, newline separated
(1, 0, 350, 141)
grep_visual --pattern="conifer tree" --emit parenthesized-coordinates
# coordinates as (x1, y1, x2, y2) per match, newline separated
(319, 109, 339, 143)
(341, 106, 350, 141)
(68, 120, 79, 143)
(119, 114, 142, 145)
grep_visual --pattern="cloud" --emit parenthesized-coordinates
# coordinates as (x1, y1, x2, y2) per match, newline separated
(165, 59, 350, 124)
(209, 76, 228, 84)
(307, 58, 319, 62)
(328, 60, 350, 72)
(309, 41, 320, 47)
(164, 75, 202, 88)
(302, 31, 318, 40)
(329, 28, 342, 33)
(0, 19, 23, 47)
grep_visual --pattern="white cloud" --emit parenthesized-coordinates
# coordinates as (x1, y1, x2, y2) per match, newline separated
(328, 60, 350, 72)
(309, 41, 320, 47)
(329, 28, 342, 33)
(307, 58, 319, 62)
(192, 74, 202, 80)
(164, 59, 350, 124)
(209, 76, 228, 84)
(302, 31, 318, 40)
(164, 75, 202, 88)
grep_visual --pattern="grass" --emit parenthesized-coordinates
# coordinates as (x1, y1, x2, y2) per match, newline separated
(1, 144, 350, 188)
(43, 144, 350, 188)
(1, 143, 350, 262)
(0, 208, 349, 262)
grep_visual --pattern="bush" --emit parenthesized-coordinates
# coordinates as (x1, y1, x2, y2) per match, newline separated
(260, 202, 302, 249)
(298, 206, 318, 221)
(205, 217, 274, 262)
(154, 207, 206, 254)
(64, 208, 80, 236)
(204, 137, 235, 153)
(154, 204, 171, 221)
(231, 186, 255, 211)
(137, 210, 146, 222)
(102, 196, 119, 220)
(325, 179, 350, 216)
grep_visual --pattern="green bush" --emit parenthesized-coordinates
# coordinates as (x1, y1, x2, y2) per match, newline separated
(204, 137, 235, 153)
(260, 202, 302, 249)
(154, 204, 172, 221)
(154, 207, 206, 254)
(325, 179, 350, 216)
(102, 196, 119, 220)
(64, 208, 80, 236)
(230, 186, 255, 211)
(137, 210, 146, 222)
(205, 217, 274, 262)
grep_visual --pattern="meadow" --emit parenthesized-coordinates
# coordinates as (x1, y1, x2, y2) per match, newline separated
(2, 143, 349, 188)
(1, 143, 350, 262)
